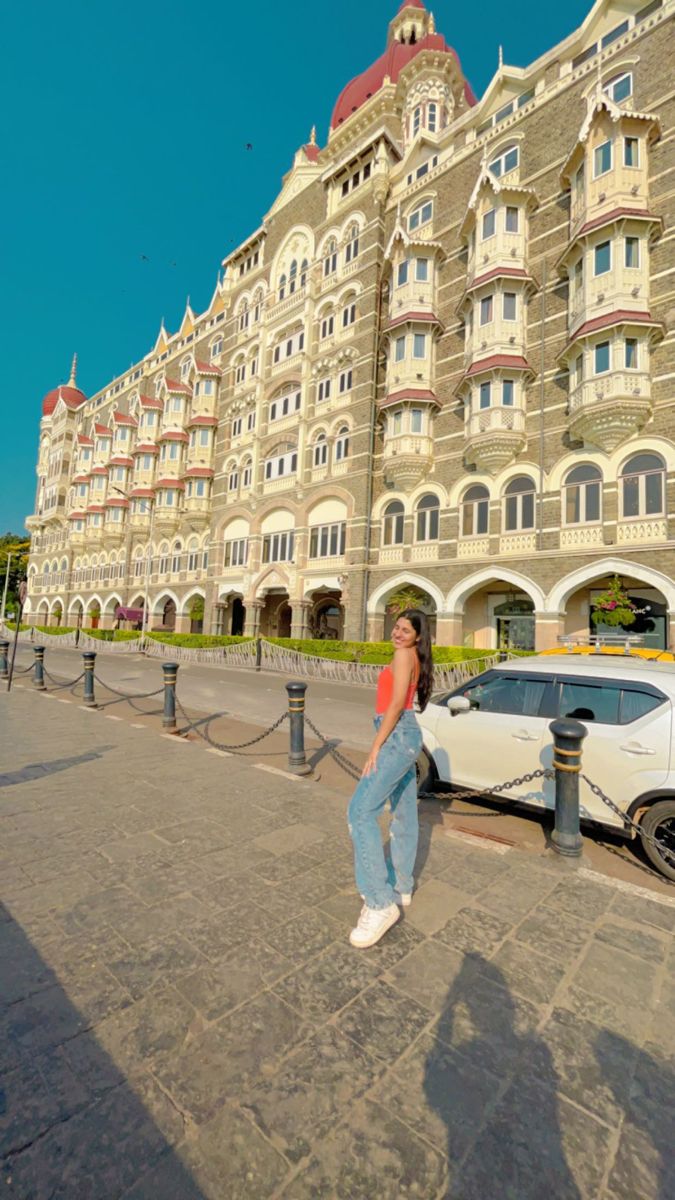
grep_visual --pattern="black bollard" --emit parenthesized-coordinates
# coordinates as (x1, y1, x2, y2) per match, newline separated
(285, 681, 312, 776)
(0, 640, 8, 680)
(255, 636, 262, 672)
(33, 645, 46, 691)
(162, 662, 179, 731)
(82, 651, 97, 707)
(550, 718, 587, 858)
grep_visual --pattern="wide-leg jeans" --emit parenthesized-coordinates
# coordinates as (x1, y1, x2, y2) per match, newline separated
(348, 710, 423, 910)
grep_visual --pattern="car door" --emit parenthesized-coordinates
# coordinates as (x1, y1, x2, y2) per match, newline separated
(543, 675, 672, 827)
(432, 670, 553, 805)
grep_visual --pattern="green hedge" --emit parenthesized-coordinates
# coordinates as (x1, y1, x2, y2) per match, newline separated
(34, 625, 76, 636)
(265, 638, 501, 665)
(4, 621, 30, 632)
(146, 633, 253, 649)
(82, 628, 141, 642)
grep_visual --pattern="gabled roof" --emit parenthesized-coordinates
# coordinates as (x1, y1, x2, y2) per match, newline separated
(112, 412, 138, 426)
(94, 423, 112, 436)
(460, 168, 538, 238)
(194, 359, 222, 377)
(561, 89, 660, 183)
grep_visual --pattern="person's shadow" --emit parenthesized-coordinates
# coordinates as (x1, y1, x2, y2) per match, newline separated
(425, 953, 582, 1199)
(595, 1029, 674, 1199)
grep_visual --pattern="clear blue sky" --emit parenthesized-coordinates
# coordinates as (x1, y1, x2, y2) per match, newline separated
(0, 0, 592, 535)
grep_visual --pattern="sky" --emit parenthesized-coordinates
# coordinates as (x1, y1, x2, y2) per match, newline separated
(0, 0, 593, 534)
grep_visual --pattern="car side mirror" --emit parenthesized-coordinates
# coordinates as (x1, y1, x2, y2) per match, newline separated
(447, 695, 471, 716)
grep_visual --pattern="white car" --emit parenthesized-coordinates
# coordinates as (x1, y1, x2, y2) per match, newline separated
(417, 654, 675, 880)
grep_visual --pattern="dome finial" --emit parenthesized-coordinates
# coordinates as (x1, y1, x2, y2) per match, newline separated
(69, 352, 78, 387)
(310, 124, 317, 146)
(429, 11, 435, 33)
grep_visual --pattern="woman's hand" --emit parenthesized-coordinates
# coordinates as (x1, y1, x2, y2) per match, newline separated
(361, 747, 380, 777)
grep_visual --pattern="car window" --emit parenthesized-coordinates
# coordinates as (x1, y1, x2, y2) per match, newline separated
(559, 680, 620, 724)
(619, 688, 666, 725)
(462, 674, 547, 717)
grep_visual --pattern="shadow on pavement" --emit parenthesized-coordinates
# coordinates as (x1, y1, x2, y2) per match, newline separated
(0, 902, 206, 1199)
(596, 1029, 674, 1199)
(0, 748, 114, 789)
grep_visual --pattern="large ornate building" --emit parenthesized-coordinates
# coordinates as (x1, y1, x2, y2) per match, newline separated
(25, 0, 675, 651)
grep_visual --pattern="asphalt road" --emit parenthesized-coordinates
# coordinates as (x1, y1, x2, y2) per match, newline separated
(9, 641, 376, 748)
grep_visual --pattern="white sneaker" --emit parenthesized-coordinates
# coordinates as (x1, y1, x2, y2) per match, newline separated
(349, 903, 400, 949)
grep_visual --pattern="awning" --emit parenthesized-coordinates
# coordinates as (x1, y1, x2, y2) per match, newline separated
(115, 606, 144, 621)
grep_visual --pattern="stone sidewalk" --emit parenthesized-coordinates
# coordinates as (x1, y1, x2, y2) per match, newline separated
(1, 689, 674, 1199)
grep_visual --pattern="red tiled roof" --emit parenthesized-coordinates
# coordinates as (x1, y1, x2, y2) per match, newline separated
(303, 143, 320, 163)
(71, 475, 90, 484)
(465, 354, 532, 377)
(184, 467, 215, 478)
(89, 466, 109, 476)
(194, 359, 222, 376)
(86, 504, 106, 514)
(386, 310, 442, 331)
(466, 267, 531, 292)
(139, 395, 163, 409)
(42, 384, 87, 417)
(155, 478, 186, 489)
(77, 434, 94, 445)
(331, 31, 475, 129)
(129, 487, 156, 498)
(187, 415, 218, 427)
(164, 378, 192, 395)
(577, 208, 659, 237)
(94, 423, 112, 435)
(380, 388, 439, 408)
(68, 511, 87, 520)
(159, 430, 189, 443)
(571, 310, 656, 340)
(109, 456, 134, 467)
(133, 442, 160, 454)
(106, 498, 129, 508)
(112, 412, 138, 426)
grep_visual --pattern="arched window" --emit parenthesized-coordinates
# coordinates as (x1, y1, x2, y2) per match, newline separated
(228, 465, 239, 492)
(238, 304, 249, 333)
(289, 260, 298, 295)
(408, 200, 433, 233)
(180, 358, 190, 380)
(489, 144, 519, 178)
(503, 476, 535, 532)
(334, 425, 350, 462)
(252, 290, 263, 323)
(605, 72, 632, 104)
(279, 273, 287, 301)
(345, 225, 359, 264)
(313, 433, 328, 468)
(324, 238, 337, 277)
(320, 308, 335, 340)
(564, 464, 602, 526)
(342, 298, 356, 329)
(300, 259, 309, 289)
(242, 458, 253, 489)
(462, 485, 490, 538)
(416, 494, 440, 542)
(383, 500, 405, 546)
(159, 543, 169, 574)
(187, 537, 199, 572)
(413, 106, 422, 136)
(171, 541, 182, 573)
(210, 337, 223, 360)
(620, 453, 665, 519)
(427, 102, 437, 133)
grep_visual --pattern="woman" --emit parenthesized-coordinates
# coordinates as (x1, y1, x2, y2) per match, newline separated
(348, 609, 433, 949)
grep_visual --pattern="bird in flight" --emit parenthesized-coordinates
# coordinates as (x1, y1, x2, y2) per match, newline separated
(245, 143, 253, 151)
(140, 254, 150, 262)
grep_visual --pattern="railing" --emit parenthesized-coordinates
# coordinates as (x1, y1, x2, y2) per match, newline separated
(569, 372, 651, 413)
(467, 407, 526, 438)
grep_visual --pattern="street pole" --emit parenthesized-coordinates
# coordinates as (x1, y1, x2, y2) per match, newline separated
(0, 551, 12, 625)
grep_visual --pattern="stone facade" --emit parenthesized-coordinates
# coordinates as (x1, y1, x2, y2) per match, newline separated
(26, 0, 675, 651)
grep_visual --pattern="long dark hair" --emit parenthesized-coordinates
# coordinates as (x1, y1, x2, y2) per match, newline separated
(398, 608, 434, 712)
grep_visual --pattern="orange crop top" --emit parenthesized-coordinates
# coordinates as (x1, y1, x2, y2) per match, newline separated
(375, 665, 418, 715)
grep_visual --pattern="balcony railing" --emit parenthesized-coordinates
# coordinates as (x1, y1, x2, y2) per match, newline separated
(467, 406, 526, 438)
(569, 372, 651, 413)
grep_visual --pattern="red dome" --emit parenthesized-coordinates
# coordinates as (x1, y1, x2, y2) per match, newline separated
(42, 384, 87, 418)
(331, 33, 476, 129)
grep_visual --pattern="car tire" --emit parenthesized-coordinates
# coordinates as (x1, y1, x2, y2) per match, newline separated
(416, 748, 437, 795)
(639, 800, 675, 882)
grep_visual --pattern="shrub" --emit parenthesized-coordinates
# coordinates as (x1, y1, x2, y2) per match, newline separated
(146, 632, 253, 648)
(265, 638, 505, 666)
(34, 625, 76, 636)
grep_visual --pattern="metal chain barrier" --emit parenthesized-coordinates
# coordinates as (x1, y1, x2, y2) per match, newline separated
(581, 773, 675, 869)
(13, 663, 35, 675)
(43, 669, 85, 692)
(93, 674, 164, 702)
(304, 714, 363, 781)
(174, 695, 289, 752)
(421, 768, 552, 806)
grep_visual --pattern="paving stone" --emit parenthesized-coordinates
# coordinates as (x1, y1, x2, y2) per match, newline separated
(282, 1098, 446, 1199)
(513, 905, 594, 965)
(153, 992, 313, 1123)
(274, 865, 345, 909)
(609, 891, 675, 933)
(482, 939, 567, 1005)
(253, 850, 318, 883)
(436, 847, 511, 894)
(105, 894, 214, 946)
(386, 939, 474, 1011)
(558, 982, 647, 1043)
(377, 1030, 502, 1160)
(104, 931, 210, 1001)
(435, 906, 513, 957)
(570, 941, 659, 1009)
(273, 942, 379, 1021)
(545, 875, 615, 920)
(535, 1007, 639, 1126)
(188, 844, 275, 879)
(0, 1051, 91, 1156)
(606, 1117, 674, 1200)
(122, 1153, 208, 1200)
(196, 869, 279, 909)
(253, 821, 329, 857)
(242, 1025, 377, 1163)
(173, 938, 292, 1020)
(402, 878, 471, 935)
(317, 890, 360, 929)
(451, 1071, 613, 1200)
(594, 916, 669, 964)
(476, 869, 556, 922)
(98, 831, 173, 863)
(2, 983, 91, 1058)
(431, 960, 542, 1077)
(94, 982, 201, 1073)
(336, 979, 431, 1065)
(180, 1104, 291, 1199)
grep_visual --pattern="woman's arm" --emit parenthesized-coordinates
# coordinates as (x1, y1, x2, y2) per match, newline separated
(361, 647, 415, 776)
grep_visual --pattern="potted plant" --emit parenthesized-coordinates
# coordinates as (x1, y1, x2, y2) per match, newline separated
(591, 576, 638, 628)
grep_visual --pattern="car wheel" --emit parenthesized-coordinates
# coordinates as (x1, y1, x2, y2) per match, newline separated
(639, 800, 675, 881)
(416, 748, 437, 795)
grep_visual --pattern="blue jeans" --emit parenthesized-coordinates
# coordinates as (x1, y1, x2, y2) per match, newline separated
(348, 711, 423, 910)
